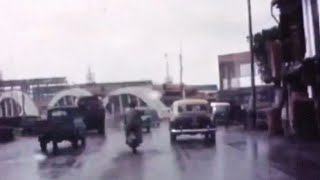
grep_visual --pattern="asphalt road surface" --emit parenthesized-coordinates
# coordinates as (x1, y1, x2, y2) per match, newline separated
(0, 120, 320, 180)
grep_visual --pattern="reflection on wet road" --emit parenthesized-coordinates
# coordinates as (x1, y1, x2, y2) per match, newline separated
(0, 120, 320, 180)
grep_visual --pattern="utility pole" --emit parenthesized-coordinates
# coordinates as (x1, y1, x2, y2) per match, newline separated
(179, 43, 185, 99)
(164, 53, 172, 84)
(310, 0, 320, 134)
(247, 0, 256, 129)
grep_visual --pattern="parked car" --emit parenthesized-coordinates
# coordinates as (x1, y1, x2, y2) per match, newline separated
(38, 107, 86, 154)
(77, 95, 106, 135)
(169, 99, 216, 142)
(210, 102, 230, 126)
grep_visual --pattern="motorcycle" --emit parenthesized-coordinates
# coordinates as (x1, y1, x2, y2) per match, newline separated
(126, 130, 141, 154)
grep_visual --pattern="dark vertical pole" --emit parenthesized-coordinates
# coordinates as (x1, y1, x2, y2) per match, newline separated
(310, 0, 320, 134)
(165, 53, 170, 82)
(247, 0, 257, 128)
(311, 0, 320, 54)
(179, 43, 185, 99)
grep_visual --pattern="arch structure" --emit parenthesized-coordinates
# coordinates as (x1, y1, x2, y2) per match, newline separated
(48, 88, 92, 109)
(104, 87, 170, 119)
(0, 90, 39, 117)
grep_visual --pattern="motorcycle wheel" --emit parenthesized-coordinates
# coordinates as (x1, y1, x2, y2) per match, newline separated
(132, 146, 138, 154)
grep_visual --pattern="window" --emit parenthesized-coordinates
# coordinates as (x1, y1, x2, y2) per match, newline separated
(51, 110, 68, 117)
(186, 104, 207, 112)
(240, 63, 251, 77)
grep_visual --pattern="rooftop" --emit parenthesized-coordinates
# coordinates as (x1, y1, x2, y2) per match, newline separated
(218, 51, 251, 63)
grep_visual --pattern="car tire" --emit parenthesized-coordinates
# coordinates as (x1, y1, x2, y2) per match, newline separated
(98, 126, 105, 135)
(210, 133, 216, 143)
(170, 133, 176, 142)
(80, 137, 86, 147)
(40, 141, 47, 153)
(72, 139, 79, 149)
(146, 126, 150, 133)
(52, 142, 59, 155)
(205, 132, 215, 143)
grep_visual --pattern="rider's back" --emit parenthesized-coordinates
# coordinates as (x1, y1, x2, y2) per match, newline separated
(125, 108, 142, 128)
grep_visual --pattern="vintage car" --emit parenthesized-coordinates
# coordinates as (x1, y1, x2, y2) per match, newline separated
(211, 102, 230, 125)
(169, 99, 216, 142)
(38, 107, 87, 154)
(77, 96, 106, 135)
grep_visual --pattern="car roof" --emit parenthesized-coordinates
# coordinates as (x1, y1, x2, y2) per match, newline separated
(173, 99, 208, 106)
(135, 107, 155, 110)
(210, 102, 230, 106)
(48, 106, 79, 111)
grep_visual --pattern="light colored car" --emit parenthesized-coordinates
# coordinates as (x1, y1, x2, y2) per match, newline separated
(169, 99, 216, 142)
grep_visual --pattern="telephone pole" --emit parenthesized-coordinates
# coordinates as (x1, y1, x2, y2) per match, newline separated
(247, 0, 257, 128)
(164, 53, 172, 84)
(179, 43, 185, 99)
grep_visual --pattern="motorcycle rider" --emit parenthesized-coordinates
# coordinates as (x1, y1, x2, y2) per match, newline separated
(124, 100, 143, 146)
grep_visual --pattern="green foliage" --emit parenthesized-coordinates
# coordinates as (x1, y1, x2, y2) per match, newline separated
(253, 26, 279, 83)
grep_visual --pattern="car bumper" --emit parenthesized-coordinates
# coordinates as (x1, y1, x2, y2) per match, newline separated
(171, 128, 216, 134)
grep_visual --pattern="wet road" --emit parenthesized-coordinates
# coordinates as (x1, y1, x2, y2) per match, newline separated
(1, 121, 320, 180)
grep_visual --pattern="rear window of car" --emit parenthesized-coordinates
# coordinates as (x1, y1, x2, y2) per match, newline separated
(185, 104, 207, 112)
(51, 110, 68, 117)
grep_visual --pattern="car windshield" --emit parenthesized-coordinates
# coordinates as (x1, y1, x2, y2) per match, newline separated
(49, 109, 80, 121)
(214, 106, 229, 113)
(185, 104, 208, 112)
(49, 110, 70, 121)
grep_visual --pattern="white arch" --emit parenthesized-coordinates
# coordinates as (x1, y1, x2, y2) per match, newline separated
(103, 87, 170, 119)
(0, 90, 39, 117)
(48, 88, 92, 108)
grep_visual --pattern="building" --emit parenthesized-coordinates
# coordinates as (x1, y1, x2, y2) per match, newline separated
(218, 51, 265, 90)
(218, 51, 274, 106)
(155, 83, 218, 107)
(33, 80, 153, 109)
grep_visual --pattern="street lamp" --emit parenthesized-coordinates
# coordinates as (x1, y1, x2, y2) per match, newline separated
(247, 0, 257, 129)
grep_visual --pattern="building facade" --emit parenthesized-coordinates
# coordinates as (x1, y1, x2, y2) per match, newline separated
(218, 51, 265, 90)
(217, 51, 274, 108)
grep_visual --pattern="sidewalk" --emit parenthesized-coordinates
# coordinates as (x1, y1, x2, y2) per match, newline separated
(218, 126, 320, 180)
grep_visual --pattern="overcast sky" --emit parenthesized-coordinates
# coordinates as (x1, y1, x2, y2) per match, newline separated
(0, 0, 276, 85)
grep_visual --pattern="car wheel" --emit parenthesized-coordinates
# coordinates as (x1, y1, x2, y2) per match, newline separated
(72, 139, 79, 149)
(146, 126, 150, 133)
(98, 126, 105, 135)
(52, 142, 59, 155)
(170, 133, 176, 142)
(205, 133, 215, 143)
(210, 133, 216, 143)
(80, 137, 86, 147)
(40, 141, 47, 153)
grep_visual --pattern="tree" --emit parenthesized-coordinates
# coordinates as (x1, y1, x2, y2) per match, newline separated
(253, 26, 280, 84)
